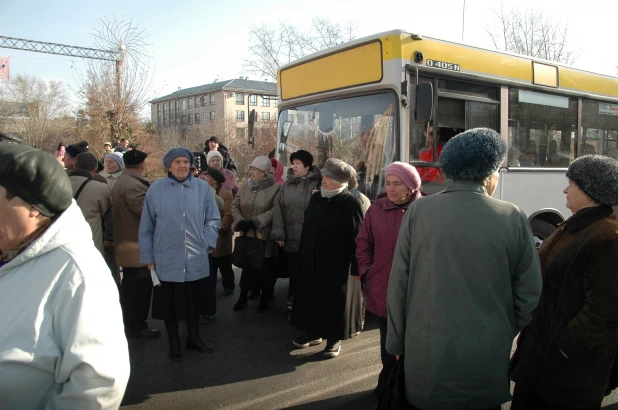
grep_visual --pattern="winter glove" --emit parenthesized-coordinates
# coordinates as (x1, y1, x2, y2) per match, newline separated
(234, 220, 247, 232)
(218, 228, 230, 237)
(246, 220, 256, 231)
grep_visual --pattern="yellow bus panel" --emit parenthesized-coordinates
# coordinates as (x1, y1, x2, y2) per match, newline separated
(280, 41, 383, 100)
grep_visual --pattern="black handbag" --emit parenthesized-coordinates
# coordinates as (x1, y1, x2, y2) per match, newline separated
(377, 357, 407, 410)
(232, 230, 265, 270)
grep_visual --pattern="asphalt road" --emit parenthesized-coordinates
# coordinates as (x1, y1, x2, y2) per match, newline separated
(121, 271, 618, 410)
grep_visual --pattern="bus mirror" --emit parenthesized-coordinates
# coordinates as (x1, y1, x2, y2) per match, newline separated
(248, 109, 256, 146)
(281, 121, 291, 144)
(415, 82, 433, 124)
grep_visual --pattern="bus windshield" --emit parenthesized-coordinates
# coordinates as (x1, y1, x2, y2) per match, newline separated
(277, 92, 396, 200)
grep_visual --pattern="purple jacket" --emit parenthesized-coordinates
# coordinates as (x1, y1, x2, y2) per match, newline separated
(356, 193, 416, 318)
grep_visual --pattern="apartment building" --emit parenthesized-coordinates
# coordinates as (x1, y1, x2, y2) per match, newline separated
(150, 78, 278, 140)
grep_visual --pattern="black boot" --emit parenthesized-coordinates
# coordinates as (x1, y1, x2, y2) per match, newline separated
(257, 290, 270, 313)
(164, 320, 182, 362)
(233, 289, 248, 311)
(186, 317, 214, 353)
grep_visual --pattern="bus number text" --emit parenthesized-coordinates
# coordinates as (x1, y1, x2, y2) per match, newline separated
(426, 59, 461, 72)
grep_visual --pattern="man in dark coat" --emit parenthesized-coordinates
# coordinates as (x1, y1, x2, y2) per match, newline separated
(203, 136, 237, 174)
(291, 158, 364, 358)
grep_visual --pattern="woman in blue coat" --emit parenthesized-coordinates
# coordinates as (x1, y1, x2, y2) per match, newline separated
(139, 147, 221, 362)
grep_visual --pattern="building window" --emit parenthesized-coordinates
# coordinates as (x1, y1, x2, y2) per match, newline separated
(203, 112, 208, 123)
(182, 100, 187, 109)
(195, 96, 200, 107)
(195, 113, 200, 124)
(236, 93, 245, 105)
(261, 96, 270, 107)
(188, 98, 193, 109)
(273, 98, 278, 107)
(169, 101, 172, 112)
(201, 96, 207, 106)
(188, 114, 193, 125)
(181, 115, 186, 124)
(236, 110, 245, 121)
(210, 94, 215, 105)
(236, 127, 245, 139)
(261, 112, 270, 122)
(175, 101, 179, 114)
(210, 111, 215, 121)
(249, 95, 257, 106)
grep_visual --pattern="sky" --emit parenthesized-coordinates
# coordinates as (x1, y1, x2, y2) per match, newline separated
(1, 0, 616, 116)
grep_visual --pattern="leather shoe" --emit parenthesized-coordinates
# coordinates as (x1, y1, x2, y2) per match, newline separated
(222, 288, 234, 296)
(128, 327, 161, 339)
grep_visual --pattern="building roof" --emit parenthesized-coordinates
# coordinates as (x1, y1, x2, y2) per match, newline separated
(150, 79, 277, 103)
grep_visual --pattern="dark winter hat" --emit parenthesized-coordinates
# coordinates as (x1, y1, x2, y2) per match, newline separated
(206, 167, 225, 185)
(290, 150, 313, 168)
(114, 145, 128, 153)
(123, 149, 148, 166)
(566, 155, 618, 206)
(65, 143, 88, 158)
(163, 147, 194, 169)
(439, 128, 507, 181)
(321, 158, 356, 184)
(207, 136, 221, 146)
(0, 144, 72, 217)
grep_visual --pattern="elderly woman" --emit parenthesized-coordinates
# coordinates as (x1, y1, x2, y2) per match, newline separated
(272, 150, 321, 303)
(355, 162, 422, 396)
(510, 155, 618, 410)
(386, 128, 542, 409)
(232, 156, 281, 312)
(101, 151, 125, 284)
(0, 144, 129, 408)
(101, 152, 124, 187)
(207, 150, 239, 196)
(291, 158, 364, 358)
(139, 147, 221, 362)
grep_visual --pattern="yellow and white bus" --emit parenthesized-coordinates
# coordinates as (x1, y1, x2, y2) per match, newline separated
(275, 29, 618, 245)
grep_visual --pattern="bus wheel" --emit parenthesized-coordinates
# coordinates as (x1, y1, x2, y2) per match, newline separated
(530, 219, 556, 249)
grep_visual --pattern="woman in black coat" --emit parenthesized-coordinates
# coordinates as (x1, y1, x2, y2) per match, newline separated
(291, 158, 364, 358)
(510, 155, 618, 410)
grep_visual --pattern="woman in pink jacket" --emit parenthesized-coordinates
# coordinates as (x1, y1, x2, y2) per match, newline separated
(355, 161, 422, 396)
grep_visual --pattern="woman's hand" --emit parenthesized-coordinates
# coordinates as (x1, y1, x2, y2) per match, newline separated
(277, 241, 285, 247)
(147, 264, 155, 270)
(396, 355, 401, 360)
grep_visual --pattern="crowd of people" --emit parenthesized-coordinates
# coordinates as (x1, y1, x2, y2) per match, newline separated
(0, 128, 617, 410)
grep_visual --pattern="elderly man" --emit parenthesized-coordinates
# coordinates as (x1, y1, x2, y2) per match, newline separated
(64, 143, 108, 184)
(0, 144, 129, 408)
(112, 149, 160, 339)
(69, 152, 113, 254)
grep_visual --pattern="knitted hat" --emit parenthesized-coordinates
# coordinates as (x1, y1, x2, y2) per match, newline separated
(65, 143, 88, 158)
(439, 128, 507, 181)
(105, 152, 125, 169)
(103, 142, 112, 147)
(114, 146, 128, 153)
(206, 166, 226, 185)
(163, 147, 194, 169)
(123, 150, 148, 166)
(0, 144, 72, 217)
(249, 156, 271, 173)
(206, 150, 224, 165)
(385, 162, 421, 192)
(566, 155, 618, 206)
(290, 150, 313, 168)
(321, 158, 356, 183)
(206, 136, 221, 146)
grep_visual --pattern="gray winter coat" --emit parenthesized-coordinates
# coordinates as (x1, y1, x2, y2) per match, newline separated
(271, 167, 320, 253)
(386, 180, 542, 410)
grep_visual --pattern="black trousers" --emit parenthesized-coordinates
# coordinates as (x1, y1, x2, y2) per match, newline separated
(377, 315, 398, 391)
(213, 254, 235, 290)
(104, 246, 120, 284)
(511, 384, 601, 410)
(121, 266, 153, 332)
(205, 255, 217, 316)
(240, 257, 276, 296)
(286, 251, 299, 301)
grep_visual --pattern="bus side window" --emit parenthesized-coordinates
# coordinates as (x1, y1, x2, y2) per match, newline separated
(582, 100, 618, 159)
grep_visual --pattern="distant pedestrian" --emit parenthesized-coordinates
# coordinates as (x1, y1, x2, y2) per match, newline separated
(139, 147, 220, 362)
(292, 158, 364, 358)
(54, 142, 65, 163)
(270, 158, 284, 185)
(511, 155, 618, 410)
(101, 151, 124, 285)
(0, 144, 129, 408)
(204, 136, 238, 174)
(386, 128, 542, 409)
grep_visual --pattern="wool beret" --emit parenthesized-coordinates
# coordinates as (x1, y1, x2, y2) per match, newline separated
(290, 150, 313, 168)
(321, 158, 356, 183)
(163, 147, 194, 169)
(0, 144, 73, 217)
(206, 167, 225, 185)
(566, 155, 618, 206)
(65, 143, 88, 158)
(439, 128, 507, 181)
(123, 149, 148, 166)
(249, 156, 271, 173)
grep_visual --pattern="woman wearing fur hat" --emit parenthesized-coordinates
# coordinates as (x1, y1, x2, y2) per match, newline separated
(355, 161, 422, 396)
(386, 128, 542, 409)
(139, 147, 221, 362)
(291, 158, 364, 358)
(510, 155, 618, 410)
(231, 155, 281, 312)
(272, 150, 321, 304)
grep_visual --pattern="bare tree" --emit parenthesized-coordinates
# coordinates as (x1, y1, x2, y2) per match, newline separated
(0, 74, 74, 150)
(243, 18, 358, 81)
(486, 4, 578, 65)
(73, 16, 155, 153)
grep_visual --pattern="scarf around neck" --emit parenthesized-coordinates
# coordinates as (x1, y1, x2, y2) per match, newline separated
(321, 183, 348, 198)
